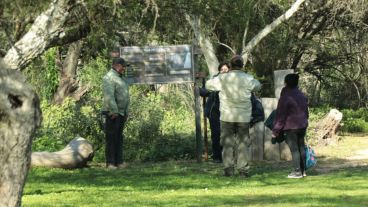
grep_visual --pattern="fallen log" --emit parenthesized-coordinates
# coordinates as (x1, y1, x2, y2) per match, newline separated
(31, 137, 94, 169)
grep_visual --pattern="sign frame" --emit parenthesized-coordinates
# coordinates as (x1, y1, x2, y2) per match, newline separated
(120, 44, 195, 84)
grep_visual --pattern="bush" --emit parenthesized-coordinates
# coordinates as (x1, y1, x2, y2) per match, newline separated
(341, 108, 368, 133)
(32, 99, 105, 160)
(30, 52, 198, 162)
(32, 84, 197, 162)
(307, 107, 368, 141)
(123, 85, 196, 161)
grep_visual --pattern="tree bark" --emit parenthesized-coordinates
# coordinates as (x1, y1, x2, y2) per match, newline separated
(1, 1, 87, 206)
(241, 0, 307, 63)
(186, 15, 219, 77)
(31, 137, 94, 169)
(3, 0, 87, 71)
(316, 109, 343, 145)
(53, 41, 87, 104)
(0, 66, 41, 207)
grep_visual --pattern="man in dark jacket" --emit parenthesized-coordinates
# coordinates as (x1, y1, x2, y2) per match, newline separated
(200, 62, 230, 162)
(102, 57, 130, 169)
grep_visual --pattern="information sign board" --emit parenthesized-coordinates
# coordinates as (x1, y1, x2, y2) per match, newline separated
(120, 45, 194, 84)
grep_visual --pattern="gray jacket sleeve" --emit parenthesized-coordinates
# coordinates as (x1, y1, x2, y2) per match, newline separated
(102, 76, 118, 115)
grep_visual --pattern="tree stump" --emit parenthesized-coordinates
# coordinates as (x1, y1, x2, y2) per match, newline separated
(31, 137, 94, 169)
(316, 109, 343, 145)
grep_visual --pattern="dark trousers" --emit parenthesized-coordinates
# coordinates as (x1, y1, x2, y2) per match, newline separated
(284, 129, 306, 173)
(105, 115, 126, 166)
(209, 112, 222, 161)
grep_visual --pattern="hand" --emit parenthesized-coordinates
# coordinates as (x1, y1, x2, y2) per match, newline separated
(110, 113, 118, 120)
(271, 133, 277, 138)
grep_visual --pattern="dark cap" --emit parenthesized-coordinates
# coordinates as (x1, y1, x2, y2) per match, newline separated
(230, 55, 244, 69)
(112, 57, 130, 67)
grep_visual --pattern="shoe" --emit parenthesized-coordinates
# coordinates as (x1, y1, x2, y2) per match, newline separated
(212, 159, 222, 163)
(303, 172, 307, 177)
(224, 167, 234, 177)
(239, 171, 250, 178)
(116, 162, 128, 169)
(106, 164, 117, 170)
(287, 171, 303, 179)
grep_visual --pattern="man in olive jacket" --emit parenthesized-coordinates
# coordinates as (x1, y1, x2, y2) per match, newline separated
(206, 55, 261, 177)
(103, 57, 130, 169)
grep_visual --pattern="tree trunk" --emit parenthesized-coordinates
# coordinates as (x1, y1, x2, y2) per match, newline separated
(0, 66, 41, 207)
(241, 0, 307, 63)
(53, 41, 88, 104)
(186, 15, 219, 77)
(31, 137, 94, 169)
(1, 1, 86, 206)
(316, 109, 343, 145)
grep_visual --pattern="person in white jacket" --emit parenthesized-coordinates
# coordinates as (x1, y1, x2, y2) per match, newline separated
(206, 55, 261, 177)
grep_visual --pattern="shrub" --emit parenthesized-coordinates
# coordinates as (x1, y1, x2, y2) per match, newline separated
(341, 108, 368, 133)
(32, 85, 197, 162)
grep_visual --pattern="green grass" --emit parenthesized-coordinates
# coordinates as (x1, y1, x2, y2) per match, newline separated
(23, 136, 368, 207)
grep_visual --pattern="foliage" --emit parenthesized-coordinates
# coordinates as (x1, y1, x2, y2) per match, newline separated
(24, 48, 59, 101)
(340, 108, 368, 133)
(32, 61, 197, 162)
(306, 107, 368, 142)
(124, 85, 196, 161)
(32, 98, 104, 156)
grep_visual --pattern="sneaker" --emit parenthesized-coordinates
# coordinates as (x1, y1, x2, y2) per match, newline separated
(106, 164, 117, 170)
(287, 171, 303, 179)
(224, 167, 234, 177)
(116, 162, 129, 169)
(239, 171, 250, 178)
(303, 172, 307, 177)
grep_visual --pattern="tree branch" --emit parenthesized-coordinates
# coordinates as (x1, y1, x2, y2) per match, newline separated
(3, 0, 88, 71)
(241, 0, 307, 64)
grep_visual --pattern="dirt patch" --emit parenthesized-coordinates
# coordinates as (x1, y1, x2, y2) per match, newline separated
(314, 137, 368, 173)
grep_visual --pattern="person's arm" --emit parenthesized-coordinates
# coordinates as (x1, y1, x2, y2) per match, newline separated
(205, 76, 222, 91)
(250, 78, 262, 92)
(199, 87, 210, 97)
(102, 77, 119, 117)
(272, 95, 289, 137)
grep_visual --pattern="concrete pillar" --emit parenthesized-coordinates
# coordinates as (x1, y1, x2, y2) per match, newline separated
(261, 98, 280, 160)
(274, 69, 294, 98)
(274, 70, 294, 161)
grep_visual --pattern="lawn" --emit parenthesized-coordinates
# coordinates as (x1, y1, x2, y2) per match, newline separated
(22, 136, 368, 207)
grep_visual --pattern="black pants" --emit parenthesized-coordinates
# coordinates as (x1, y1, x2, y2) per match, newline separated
(209, 112, 222, 161)
(284, 129, 306, 173)
(105, 115, 126, 166)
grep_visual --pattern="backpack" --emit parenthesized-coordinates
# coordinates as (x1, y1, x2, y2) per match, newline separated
(250, 93, 265, 127)
(305, 145, 317, 170)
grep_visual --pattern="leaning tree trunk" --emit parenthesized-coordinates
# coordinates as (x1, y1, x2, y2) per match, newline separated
(316, 109, 343, 145)
(1, 1, 87, 206)
(31, 137, 94, 169)
(186, 15, 219, 77)
(0, 66, 41, 207)
(186, 0, 306, 77)
(241, 0, 307, 63)
(53, 41, 88, 104)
